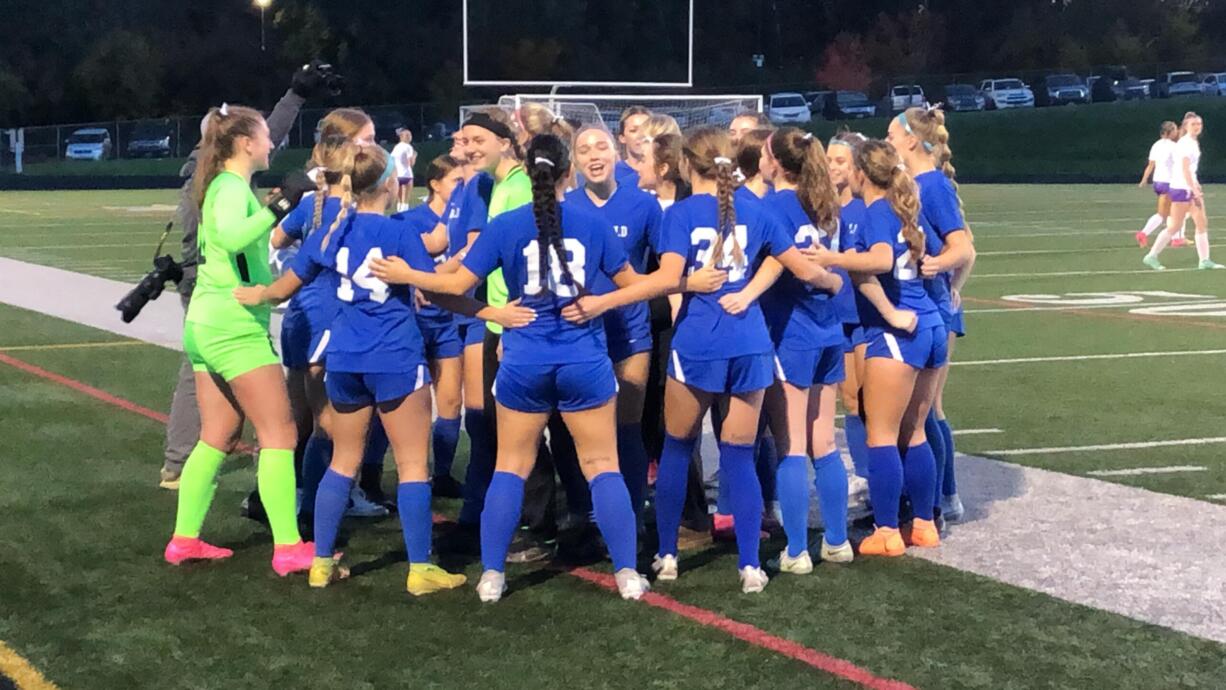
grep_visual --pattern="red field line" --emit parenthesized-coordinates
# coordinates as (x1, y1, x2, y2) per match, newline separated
(0, 350, 918, 690)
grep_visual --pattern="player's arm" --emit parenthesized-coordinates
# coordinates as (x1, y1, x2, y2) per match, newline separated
(233, 270, 304, 305)
(425, 292, 535, 329)
(1139, 160, 1155, 187)
(1184, 157, 1201, 197)
(854, 275, 917, 333)
(718, 257, 783, 316)
(420, 221, 449, 256)
(370, 256, 480, 294)
(776, 246, 842, 293)
(920, 229, 975, 278)
(564, 253, 687, 324)
(825, 242, 894, 274)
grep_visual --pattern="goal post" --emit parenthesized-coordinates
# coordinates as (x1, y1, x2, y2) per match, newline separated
(458, 94, 763, 134)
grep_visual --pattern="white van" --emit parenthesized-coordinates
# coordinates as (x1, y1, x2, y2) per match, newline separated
(767, 92, 811, 124)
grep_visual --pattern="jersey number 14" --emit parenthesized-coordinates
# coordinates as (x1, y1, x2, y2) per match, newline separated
(336, 247, 391, 304)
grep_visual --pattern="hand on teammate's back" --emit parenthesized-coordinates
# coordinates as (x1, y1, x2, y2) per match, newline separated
(686, 266, 728, 294)
(370, 255, 414, 284)
(489, 299, 537, 330)
(718, 291, 753, 316)
(561, 294, 607, 324)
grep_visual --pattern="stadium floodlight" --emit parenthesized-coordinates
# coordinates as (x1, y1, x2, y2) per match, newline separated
(254, 0, 272, 51)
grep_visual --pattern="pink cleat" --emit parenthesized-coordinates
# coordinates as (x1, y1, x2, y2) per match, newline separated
(164, 536, 233, 566)
(1171, 237, 1189, 248)
(712, 513, 736, 542)
(272, 541, 319, 577)
(1135, 231, 1148, 248)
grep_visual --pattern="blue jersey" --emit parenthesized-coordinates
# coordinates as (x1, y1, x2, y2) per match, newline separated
(859, 199, 940, 330)
(915, 170, 966, 312)
(760, 189, 843, 350)
(614, 160, 639, 187)
(835, 198, 866, 325)
(280, 195, 342, 330)
(291, 212, 435, 374)
(457, 172, 494, 238)
(392, 203, 450, 323)
(462, 204, 629, 366)
(658, 193, 794, 360)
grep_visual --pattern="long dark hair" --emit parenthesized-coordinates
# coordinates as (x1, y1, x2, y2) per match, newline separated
(525, 134, 579, 295)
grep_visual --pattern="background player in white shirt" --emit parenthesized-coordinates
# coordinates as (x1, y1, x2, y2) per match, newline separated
(392, 127, 417, 211)
(1135, 121, 1181, 247)
(1144, 112, 1223, 270)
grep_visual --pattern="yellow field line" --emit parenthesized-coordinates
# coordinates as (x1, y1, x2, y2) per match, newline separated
(0, 341, 149, 352)
(0, 641, 58, 690)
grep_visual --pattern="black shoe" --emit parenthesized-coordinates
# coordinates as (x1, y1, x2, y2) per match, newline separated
(556, 520, 605, 565)
(432, 475, 465, 499)
(241, 489, 268, 525)
(435, 521, 480, 556)
(506, 529, 554, 564)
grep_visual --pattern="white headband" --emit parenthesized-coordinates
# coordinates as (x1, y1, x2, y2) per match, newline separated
(713, 156, 732, 166)
(534, 156, 555, 168)
(219, 102, 229, 117)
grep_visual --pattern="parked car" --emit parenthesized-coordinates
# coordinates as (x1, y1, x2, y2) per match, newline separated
(803, 90, 834, 114)
(126, 122, 173, 158)
(1037, 74, 1089, 106)
(886, 84, 925, 113)
(824, 91, 877, 120)
(1118, 77, 1151, 100)
(65, 128, 112, 161)
(767, 92, 811, 124)
(942, 84, 986, 112)
(1156, 71, 1202, 98)
(980, 78, 1035, 109)
(1200, 72, 1226, 97)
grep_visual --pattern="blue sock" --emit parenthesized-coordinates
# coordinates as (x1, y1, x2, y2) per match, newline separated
(460, 408, 494, 525)
(866, 445, 903, 529)
(589, 472, 637, 571)
(362, 416, 389, 468)
(844, 415, 870, 479)
(716, 469, 732, 515)
(720, 442, 763, 569)
(925, 410, 946, 512)
(479, 471, 525, 573)
(655, 434, 695, 557)
(902, 442, 937, 521)
(397, 482, 432, 563)
(299, 433, 332, 517)
(755, 435, 778, 504)
(616, 423, 649, 519)
(775, 455, 810, 558)
(938, 418, 956, 497)
(431, 416, 462, 479)
(813, 450, 849, 547)
(313, 469, 353, 558)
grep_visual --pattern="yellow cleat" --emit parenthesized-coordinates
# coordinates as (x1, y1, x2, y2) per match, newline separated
(407, 563, 467, 596)
(308, 556, 349, 589)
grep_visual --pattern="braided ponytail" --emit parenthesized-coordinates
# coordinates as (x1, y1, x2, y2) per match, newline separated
(684, 126, 744, 271)
(525, 134, 580, 295)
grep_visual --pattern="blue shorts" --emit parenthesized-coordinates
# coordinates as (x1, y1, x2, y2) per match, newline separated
(1154, 181, 1170, 196)
(864, 323, 949, 370)
(943, 307, 966, 338)
(604, 304, 653, 363)
(842, 323, 866, 353)
(419, 317, 462, 360)
(280, 307, 330, 369)
(774, 344, 845, 388)
(494, 359, 618, 413)
(326, 365, 431, 407)
(456, 318, 486, 348)
(668, 351, 775, 394)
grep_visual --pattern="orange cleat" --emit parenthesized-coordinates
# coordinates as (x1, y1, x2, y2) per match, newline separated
(903, 519, 941, 548)
(857, 527, 905, 557)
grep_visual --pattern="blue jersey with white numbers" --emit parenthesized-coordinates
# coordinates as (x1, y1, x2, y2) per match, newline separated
(280, 195, 342, 332)
(658, 193, 794, 360)
(836, 198, 867, 325)
(915, 170, 966, 313)
(760, 189, 843, 350)
(290, 212, 435, 374)
(461, 204, 628, 366)
(859, 199, 941, 331)
(392, 203, 450, 323)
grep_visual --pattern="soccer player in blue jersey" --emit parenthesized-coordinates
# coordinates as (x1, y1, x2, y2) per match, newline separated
(888, 107, 977, 525)
(616, 106, 651, 186)
(235, 145, 533, 594)
(563, 127, 841, 593)
(371, 134, 652, 602)
(820, 140, 947, 557)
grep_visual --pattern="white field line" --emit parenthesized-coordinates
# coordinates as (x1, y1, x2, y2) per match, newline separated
(1207, 494, 1226, 501)
(978, 243, 1226, 257)
(1087, 466, 1209, 477)
(972, 268, 1199, 279)
(2, 243, 153, 251)
(965, 299, 1218, 314)
(952, 428, 1003, 436)
(953, 349, 1226, 366)
(983, 437, 1226, 456)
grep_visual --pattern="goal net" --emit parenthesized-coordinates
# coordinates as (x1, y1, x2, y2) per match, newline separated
(459, 94, 763, 134)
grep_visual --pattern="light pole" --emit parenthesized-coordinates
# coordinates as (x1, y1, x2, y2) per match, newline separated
(254, 0, 272, 52)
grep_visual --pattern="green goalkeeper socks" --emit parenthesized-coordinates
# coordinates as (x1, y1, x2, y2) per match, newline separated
(173, 441, 227, 539)
(257, 448, 302, 546)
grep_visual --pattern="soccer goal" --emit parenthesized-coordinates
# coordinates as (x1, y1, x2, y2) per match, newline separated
(459, 94, 763, 134)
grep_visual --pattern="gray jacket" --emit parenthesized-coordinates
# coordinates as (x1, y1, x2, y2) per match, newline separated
(177, 89, 305, 289)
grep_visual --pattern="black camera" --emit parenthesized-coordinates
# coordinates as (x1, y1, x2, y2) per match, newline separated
(116, 223, 189, 323)
(292, 60, 345, 99)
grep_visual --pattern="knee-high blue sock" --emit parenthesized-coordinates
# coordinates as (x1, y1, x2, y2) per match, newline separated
(313, 469, 353, 558)
(867, 445, 903, 529)
(431, 416, 462, 479)
(775, 455, 810, 558)
(844, 415, 870, 479)
(755, 435, 778, 504)
(813, 450, 849, 546)
(589, 472, 637, 571)
(938, 418, 956, 497)
(363, 416, 389, 468)
(925, 410, 946, 512)
(616, 423, 649, 518)
(479, 471, 524, 573)
(460, 408, 494, 525)
(902, 442, 937, 521)
(299, 433, 332, 516)
(397, 481, 432, 563)
(655, 434, 695, 557)
(720, 442, 763, 569)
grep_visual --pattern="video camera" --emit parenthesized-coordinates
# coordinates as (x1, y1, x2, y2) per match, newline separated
(292, 60, 345, 100)
(116, 222, 191, 323)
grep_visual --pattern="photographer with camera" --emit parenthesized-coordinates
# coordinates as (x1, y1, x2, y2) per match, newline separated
(154, 62, 340, 490)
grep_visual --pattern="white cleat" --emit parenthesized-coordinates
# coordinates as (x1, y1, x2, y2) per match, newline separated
(345, 486, 389, 518)
(739, 566, 769, 594)
(777, 549, 814, 575)
(941, 493, 965, 523)
(651, 553, 678, 581)
(476, 570, 506, 603)
(819, 538, 855, 564)
(614, 569, 651, 601)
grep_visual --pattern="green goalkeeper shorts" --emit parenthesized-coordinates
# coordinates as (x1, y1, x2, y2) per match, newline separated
(183, 321, 279, 381)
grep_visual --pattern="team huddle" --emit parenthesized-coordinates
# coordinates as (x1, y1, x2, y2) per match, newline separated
(163, 98, 976, 602)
